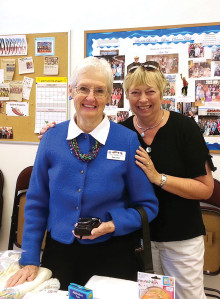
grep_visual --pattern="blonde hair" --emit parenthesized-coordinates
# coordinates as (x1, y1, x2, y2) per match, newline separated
(70, 56, 113, 96)
(123, 67, 167, 98)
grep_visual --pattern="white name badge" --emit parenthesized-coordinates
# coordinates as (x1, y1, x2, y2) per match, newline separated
(107, 150, 126, 161)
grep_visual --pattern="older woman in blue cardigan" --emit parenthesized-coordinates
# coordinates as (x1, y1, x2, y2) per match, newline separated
(7, 57, 158, 290)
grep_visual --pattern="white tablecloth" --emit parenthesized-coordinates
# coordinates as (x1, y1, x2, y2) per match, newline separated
(85, 275, 139, 299)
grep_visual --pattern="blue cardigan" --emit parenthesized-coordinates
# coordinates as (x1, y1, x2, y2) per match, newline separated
(20, 120, 158, 266)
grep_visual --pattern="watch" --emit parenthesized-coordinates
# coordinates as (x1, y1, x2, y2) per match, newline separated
(160, 174, 167, 188)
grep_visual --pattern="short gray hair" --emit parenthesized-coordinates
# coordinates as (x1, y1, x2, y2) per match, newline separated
(70, 56, 113, 96)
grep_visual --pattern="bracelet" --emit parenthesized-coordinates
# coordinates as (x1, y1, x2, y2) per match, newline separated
(160, 174, 167, 188)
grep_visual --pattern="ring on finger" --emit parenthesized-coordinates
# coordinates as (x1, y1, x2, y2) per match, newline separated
(146, 162, 150, 166)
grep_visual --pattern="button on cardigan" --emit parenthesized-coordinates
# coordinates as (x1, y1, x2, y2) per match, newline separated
(20, 120, 158, 266)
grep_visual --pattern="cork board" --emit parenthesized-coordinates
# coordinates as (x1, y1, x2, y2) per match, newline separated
(0, 31, 69, 143)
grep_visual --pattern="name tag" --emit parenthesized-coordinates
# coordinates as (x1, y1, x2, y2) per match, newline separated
(107, 150, 126, 161)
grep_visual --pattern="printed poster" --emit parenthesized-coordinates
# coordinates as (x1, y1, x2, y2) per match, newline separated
(35, 37, 55, 56)
(18, 57, 34, 74)
(44, 56, 59, 75)
(22, 77, 34, 100)
(6, 101, 29, 117)
(9, 81, 23, 102)
(1, 59, 15, 81)
(0, 35, 27, 56)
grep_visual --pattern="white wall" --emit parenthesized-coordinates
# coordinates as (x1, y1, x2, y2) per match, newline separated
(0, 0, 220, 254)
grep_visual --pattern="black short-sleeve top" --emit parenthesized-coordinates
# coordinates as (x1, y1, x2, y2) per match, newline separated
(121, 111, 216, 242)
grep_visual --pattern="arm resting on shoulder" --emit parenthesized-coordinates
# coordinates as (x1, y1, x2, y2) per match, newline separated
(159, 162, 213, 200)
(136, 147, 214, 200)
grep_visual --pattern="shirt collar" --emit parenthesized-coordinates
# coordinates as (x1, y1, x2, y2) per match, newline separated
(66, 114, 110, 145)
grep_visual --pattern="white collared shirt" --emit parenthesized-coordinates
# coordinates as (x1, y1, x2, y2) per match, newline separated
(66, 114, 110, 145)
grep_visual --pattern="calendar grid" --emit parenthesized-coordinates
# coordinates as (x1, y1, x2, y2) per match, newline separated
(35, 80, 68, 133)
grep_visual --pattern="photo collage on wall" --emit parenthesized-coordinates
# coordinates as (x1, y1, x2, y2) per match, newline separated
(95, 52, 127, 123)
(88, 25, 220, 150)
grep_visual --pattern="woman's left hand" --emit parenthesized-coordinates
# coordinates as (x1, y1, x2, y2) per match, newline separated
(135, 146, 161, 186)
(73, 220, 115, 240)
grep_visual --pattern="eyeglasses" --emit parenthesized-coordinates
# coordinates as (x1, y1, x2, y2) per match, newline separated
(75, 85, 107, 98)
(127, 61, 161, 74)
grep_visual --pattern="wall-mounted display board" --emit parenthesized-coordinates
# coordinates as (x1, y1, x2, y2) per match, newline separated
(85, 23, 220, 153)
(0, 32, 69, 143)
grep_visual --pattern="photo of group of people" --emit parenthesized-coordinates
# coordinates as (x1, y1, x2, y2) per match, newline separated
(195, 80, 220, 106)
(188, 60, 211, 78)
(96, 54, 125, 80)
(112, 56, 125, 80)
(212, 46, 220, 61)
(106, 110, 130, 123)
(176, 102, 198, 121)
(198, 116, 220, 136)
(161, 99, 199, 121)
(117, 110, 129, 122)
(146, 54, 179, 74)
(161, 98, 175, 111)
(36, 41, 53, 54)
(110, 83, 124, 108)
(0, 127, 13, 139)
(214, 62, 220, 76)
(164, 75, 176, 96)
(188, 43, 204, 58)
(44, 56, 59, 65)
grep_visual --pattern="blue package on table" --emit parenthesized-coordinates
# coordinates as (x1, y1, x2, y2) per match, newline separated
(68, 283, 93, 299)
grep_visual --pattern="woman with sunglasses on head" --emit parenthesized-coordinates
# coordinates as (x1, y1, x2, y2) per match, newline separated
(6, 57, 158, 291)
(122, 61, 215, 299)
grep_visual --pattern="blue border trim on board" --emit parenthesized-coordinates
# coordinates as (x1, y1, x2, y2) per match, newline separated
(206, 142, 220, 151)
(86, 25, 220, 57)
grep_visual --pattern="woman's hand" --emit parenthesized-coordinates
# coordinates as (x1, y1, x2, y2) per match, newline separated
(135, 146, 161, 186)
(38, 122, 56, 140)
(73, 220, 115, 240)
(6, 265, 39, 288)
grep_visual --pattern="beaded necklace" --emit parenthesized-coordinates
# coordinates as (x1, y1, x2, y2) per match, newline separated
(69, 138, 102, 162)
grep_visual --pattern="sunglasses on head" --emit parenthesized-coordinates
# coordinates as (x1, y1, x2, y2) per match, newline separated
(127, 61, 160, 73)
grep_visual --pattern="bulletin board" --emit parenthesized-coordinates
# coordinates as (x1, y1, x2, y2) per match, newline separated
(0, 31, 69, 143)
(85, 23, 220, 153)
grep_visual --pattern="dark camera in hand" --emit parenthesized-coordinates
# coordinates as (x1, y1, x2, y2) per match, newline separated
(74, 217, 102, 236)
